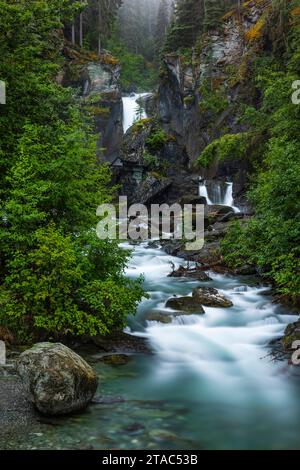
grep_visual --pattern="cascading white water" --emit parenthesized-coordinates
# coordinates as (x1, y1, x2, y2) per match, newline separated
(122, 93, 148, 133)
(223, 182, 234, 206)
(199, 179, 240, 213)
(199, 182, 213, 205)
(18, 240, 300, 450)
(121, 241, 300, 449)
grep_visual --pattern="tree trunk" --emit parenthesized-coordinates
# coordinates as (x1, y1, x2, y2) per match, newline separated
(71, 23, 75, 44)
(79, 12, 83, 47)
(237, 0, 241, 21)
(98, 1, 102, 55)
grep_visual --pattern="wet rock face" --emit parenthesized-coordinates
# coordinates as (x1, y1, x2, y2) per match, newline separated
(157, 1, 268, 204)
(84, 62, 120, 94)
(116, 115, 196, 205)
(62, 45, 123, 162)
(137, 93, 157, 117)
(83, 63, 123, 163)
(17, 343, 98, 416)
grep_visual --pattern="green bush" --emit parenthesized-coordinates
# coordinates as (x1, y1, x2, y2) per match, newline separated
(0, 226, 144, 340)
(146, 129, 171, 152)
(107, 32, 158, 91)
(199, 82, 229, 115)
(198, 132, 252, 168)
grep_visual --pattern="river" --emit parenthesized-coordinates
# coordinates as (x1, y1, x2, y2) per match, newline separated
(9, 240, 300, 450)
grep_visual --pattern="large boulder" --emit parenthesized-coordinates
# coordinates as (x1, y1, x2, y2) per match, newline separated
(193, 287, 233, 308)
(17, 343, 98, 416)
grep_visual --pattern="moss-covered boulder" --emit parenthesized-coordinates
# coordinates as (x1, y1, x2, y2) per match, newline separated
(17, 343, 98, 416)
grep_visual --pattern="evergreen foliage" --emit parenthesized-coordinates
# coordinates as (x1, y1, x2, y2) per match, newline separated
(0, 0, 144, 341)
(164, 0, 235, 52)
(221, 1, 300, 303)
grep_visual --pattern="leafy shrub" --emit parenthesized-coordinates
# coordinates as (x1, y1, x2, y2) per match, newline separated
(146, 129, 172, 152)
(199, 81, 229, 115)
(198, 132, 252, 168)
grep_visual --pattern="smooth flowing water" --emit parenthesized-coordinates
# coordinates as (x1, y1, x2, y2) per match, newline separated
(122, 93, 148, 133)
(9, 242, 300, 450)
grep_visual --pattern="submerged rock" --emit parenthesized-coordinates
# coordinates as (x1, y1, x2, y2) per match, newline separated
(101, 354, 131, 366)
(168, 265, 211, 281)
(149, 429, 178, 442)
(193, 287, 233, 308)
(144, 311, 173, 324)
(92, 395, 125, 405)
(92, 331, 151, 354)
(17, 343, 98, 416)
(165, 296, 205, 314)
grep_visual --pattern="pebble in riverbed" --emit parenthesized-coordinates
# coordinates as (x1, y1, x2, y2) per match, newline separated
(100, 354, 131, 366)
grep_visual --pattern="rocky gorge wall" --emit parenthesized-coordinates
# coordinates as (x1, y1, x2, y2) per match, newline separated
(61, 43, 123, 163)
(156, 0, 272, 209)
(115, 0, 273, 213)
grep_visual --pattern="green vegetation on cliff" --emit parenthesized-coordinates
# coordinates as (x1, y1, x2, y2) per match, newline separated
(220, 1, 300, 303)
(0, 0, 144, 341)
(165, 0, 235, 52)
(107, 31, 158, 91)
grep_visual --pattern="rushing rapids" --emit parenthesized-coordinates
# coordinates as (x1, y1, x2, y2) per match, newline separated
(5, 241, 300, 450)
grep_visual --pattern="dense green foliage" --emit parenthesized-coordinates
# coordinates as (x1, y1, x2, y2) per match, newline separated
(198, 132, 252, 168)
(165, 0, 235, 52)
(146, 128, 172, 152)
(0, 0, 144, 341)
(107, 31, 158, 91)
(221, 1, 300, 303)
(65, 0, 122, 50)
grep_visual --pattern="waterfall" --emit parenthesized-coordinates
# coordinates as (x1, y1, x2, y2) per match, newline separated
(199, 179, 240, 213)
(223, 183, 234, 207)
(199, 182, 212, 205)
(122, 93, 148, 133)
